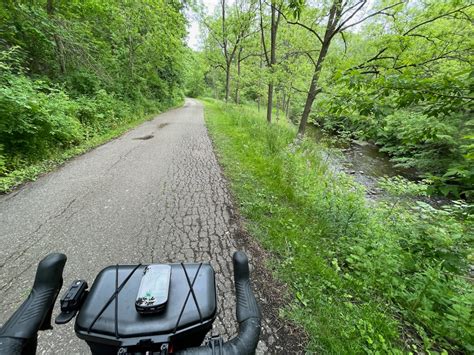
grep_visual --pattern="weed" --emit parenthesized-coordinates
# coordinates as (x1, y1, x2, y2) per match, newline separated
(203, 99, 473, 353)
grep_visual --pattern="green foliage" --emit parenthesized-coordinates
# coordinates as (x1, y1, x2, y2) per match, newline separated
(0, 145, 6, 175)
(0, 69, 82, 161)
(200, 0, 473, 198)
(75, 90, 132, 136)
(204, 100, 473, 353)
(376, 111, 474, 198)
(183, 50, 207, 97)
(377, 111, 459, 171)
(378, 176, 429, 197)
(0, 109, 160, 192)
(0, 0, 188, 186)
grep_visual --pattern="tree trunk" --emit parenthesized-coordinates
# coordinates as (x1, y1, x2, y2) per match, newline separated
(225, 62, 231, 102)
(46, 0, 54, 14)
(266, 83, 273, 122)
(222, 0, 230, 103)
(263, 0, 280, 123)
(235, 48, 242, 104)
(46, 0, 66, 75)
(276, 91, 280, 121)
(297, 41, 330, 137)
(258, 38, 263, 113)
(298, 74, 319, 137)
(55, 35, 66, 74)
(297, 0, 342, 137)
(128, 35, 134, 80)
(281, 90, 286, 114)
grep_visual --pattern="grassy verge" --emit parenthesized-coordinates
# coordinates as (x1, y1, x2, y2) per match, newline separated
(203, 98, 473, 354)
(0, 100, 183, 193)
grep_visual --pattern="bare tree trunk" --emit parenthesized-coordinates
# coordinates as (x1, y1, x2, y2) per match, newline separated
(235, 48, 242, 104)
(298, 73, 320, 137)
(298, 43, 329, 137)
(266, 83, 273, 122)
(261, 0, 280, 123)
(46, 0, 66, 75)
(225, 62, 231, 102)
(298, 0, 342, 137)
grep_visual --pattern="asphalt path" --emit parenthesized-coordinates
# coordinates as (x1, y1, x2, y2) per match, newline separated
(0, 99, 279, 353)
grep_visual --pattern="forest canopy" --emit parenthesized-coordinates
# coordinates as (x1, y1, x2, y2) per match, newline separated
(195, 0, 474, 198)
(0, 0, 189, 179)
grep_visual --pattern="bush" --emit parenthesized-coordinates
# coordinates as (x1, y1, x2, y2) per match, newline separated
(75, 90, 134, 137)
(377, 111, 460, 172)
(375, 110, 473, 197)
(0, 144, 6, 175)
(0, 49, 163, 179)
(0, 72, 82, 164)
(204, 100, 473, 353)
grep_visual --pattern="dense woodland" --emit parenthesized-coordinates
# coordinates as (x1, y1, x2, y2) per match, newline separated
(194, 0, 473, 353)
(0, 0, 190, 185)
(193, 0, 473, 199)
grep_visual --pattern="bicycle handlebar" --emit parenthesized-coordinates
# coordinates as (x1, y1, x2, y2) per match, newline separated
(0, 252, 260, 355)
(176, 251, 261, 355)
(0, 253, 67, 355)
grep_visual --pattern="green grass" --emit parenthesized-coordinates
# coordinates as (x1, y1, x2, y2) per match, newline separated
(0, 100, 183, 193)
(203, 98, 473, 354)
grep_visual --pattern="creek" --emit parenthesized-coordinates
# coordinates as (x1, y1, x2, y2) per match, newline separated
(306, 125, 449, 205)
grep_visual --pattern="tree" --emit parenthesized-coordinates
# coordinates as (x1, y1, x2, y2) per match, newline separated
(280, 0, 404, 137)
(260, 0, 282, 123)
(203, 0, 257, 102)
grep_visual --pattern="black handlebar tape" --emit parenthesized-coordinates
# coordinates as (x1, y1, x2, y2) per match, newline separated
(0, 337, 25, 355)
(176, 251, 261, 355)
(232, 251, 261, 323)
(0, 253, 66, 354)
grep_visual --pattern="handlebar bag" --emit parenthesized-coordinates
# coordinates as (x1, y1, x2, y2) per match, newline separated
(75, 263, 217, 355)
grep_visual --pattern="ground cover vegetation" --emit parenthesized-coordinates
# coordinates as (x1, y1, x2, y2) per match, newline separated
(1, 0, 473, 352)
(0, 0, 196, 191)
(204, 99, 473, 353)
(195, 0, 473, 199)
(192, 0, 473, 352)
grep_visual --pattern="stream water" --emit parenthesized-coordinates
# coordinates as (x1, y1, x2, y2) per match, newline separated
(306, 125, 437, 200)
(306, 126, 472, 276)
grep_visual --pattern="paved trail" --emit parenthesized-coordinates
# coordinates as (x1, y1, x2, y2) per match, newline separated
(0, 99, 278, 353)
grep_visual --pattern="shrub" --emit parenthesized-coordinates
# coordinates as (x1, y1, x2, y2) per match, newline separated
(75, 90, 132, 137)
(377, 111, 459, 172)
(0, 72, 82, 163)
(204, 100, 474, 353)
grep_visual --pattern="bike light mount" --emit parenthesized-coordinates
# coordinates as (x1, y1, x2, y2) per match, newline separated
(55, 279, 88, 325)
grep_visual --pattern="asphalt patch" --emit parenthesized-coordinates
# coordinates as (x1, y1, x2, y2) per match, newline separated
(133, 134, 154, 140)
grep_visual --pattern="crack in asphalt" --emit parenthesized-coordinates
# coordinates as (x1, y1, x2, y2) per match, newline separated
(0, 198, 78, 270)
(0, 99, 280, 353)
(107, 145, 140, 171)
